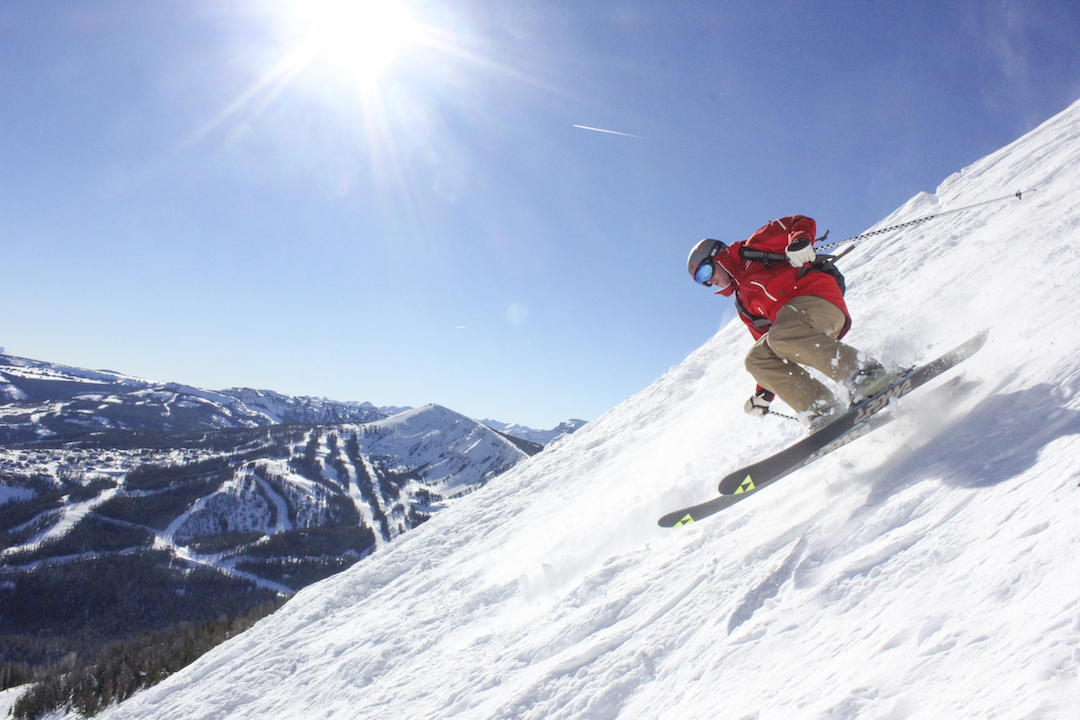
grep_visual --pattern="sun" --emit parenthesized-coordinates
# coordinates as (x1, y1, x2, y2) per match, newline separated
(178, 0, 445, 155)
(297, 0, 424, 85)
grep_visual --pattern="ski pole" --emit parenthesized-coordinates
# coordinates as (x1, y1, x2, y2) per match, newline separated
(816, 189, 1033, 252)
(808, 244, 855, 270)
(769, 410, 800, 422)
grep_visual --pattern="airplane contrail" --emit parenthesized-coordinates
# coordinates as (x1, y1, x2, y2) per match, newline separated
(573, 124, 642, 139)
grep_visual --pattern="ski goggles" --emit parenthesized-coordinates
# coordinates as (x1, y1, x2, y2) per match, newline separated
(695, 259, 730, 289)
(694, 260, 715, 285)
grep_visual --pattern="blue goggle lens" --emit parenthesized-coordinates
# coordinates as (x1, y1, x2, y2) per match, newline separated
(694, 261, 715, 285)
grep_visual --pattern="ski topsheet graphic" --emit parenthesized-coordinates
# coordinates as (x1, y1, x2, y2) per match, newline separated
(659, 330, 988, 528)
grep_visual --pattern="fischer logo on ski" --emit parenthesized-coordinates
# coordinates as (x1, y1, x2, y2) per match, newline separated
(734, 476, 755, 494)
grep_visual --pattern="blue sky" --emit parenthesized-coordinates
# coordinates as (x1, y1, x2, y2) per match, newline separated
(2, 1, 1079, 429)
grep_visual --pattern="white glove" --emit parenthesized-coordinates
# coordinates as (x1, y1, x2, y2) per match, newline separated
(744, 390, 774, 417)
(786, 238, 816, 268)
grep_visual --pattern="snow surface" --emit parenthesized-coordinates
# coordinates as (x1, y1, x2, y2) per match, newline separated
(91, 100, 1080, 719)
(0, 686, 25, 718)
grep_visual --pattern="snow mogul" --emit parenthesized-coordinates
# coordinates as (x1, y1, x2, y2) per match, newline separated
(687, 215, 897, 430)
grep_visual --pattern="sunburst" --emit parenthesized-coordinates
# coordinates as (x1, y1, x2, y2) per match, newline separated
(296, 0, 425, 89)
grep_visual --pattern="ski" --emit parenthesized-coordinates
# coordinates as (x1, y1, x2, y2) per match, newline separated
(658, 410, 895, 528)
(658, 330, 988, 528)
(656, 376, 969, 529)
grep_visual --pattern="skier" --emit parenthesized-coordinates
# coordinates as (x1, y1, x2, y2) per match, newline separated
(687, 215, 896, 429)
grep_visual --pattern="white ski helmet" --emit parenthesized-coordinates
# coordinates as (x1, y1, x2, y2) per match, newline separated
(687, 238, 727, 286)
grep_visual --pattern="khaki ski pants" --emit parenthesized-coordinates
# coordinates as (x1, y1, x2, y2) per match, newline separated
(745, 295, 861, 415)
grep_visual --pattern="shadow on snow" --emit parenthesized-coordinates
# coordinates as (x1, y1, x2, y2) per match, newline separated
(863, 383, 1080, 507)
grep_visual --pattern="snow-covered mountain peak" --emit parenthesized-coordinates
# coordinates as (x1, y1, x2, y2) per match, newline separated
(97, 99, 1080, 720)
(376, 402, 460, 426)
(359, 403, 529, 492)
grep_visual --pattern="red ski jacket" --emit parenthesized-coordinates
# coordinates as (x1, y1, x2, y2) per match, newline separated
(713, 216, 850, 340)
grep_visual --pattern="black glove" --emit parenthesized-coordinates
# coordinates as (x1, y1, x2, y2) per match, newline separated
(744, 389, 775, 417)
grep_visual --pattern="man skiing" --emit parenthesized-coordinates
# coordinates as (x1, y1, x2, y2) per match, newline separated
(687, 215, 896, 429)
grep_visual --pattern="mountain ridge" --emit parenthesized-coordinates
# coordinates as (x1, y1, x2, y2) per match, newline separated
(0, 352, 581, 447)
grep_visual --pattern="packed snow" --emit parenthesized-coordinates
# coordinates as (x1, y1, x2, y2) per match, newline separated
(91, 100, 1080, 719)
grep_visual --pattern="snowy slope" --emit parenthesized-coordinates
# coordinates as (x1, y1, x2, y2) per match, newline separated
(95, 100, 1080, 720)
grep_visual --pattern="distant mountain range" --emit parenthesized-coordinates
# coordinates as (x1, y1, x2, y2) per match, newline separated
(482, 417, 588, 446)
(0, 352, 584, 669)
(0, 352, 582, 448)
